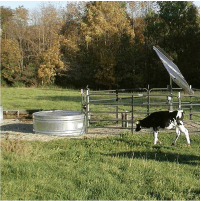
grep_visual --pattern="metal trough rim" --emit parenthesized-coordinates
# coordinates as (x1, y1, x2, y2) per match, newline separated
(33, 110, 84, 120)
(33, 129, 84, 135)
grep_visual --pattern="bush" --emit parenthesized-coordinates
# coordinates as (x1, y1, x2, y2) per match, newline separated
(12, 81, 26, 88)
(1, 78, 9, 87)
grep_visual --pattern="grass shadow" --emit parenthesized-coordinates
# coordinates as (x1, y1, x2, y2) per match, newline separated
(36, 95, 81, 102)
(104, 150, 200, 166)
(1, 123, 33, 134)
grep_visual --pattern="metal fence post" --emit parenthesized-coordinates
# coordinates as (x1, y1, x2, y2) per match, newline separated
(86, 88, 90, 133)
(189, 85, 193, 120)
(125, 112, 128, 128)
(81, 89, 84, 113)
(190, 95, 192, 120)
(116, 90, 119, 124)
(178, 92, 181, 110)
(131, 95, 134, 134)
(121, 112, 125, 128)
(147, 85, 150, 116)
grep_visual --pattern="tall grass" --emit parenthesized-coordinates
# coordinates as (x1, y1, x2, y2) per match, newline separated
(1, 132, 200, 200)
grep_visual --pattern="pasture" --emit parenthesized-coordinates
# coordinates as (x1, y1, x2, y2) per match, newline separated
(1, 87, 200, 200)
(1, 87, 82, 111)
(1, 132, 200, 200)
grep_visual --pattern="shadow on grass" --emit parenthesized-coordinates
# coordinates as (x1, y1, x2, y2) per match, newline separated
(36, 95, 81, 102)
(104, 150, 200, 166)
(1, 123, 34, 134)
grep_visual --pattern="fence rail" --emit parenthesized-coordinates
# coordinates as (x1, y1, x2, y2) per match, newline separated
(81, 86, 200, 134)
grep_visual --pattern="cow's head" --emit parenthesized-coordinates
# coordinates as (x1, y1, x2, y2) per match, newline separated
(135, 121, 141, 131)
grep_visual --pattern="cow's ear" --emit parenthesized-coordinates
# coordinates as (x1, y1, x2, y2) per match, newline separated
(136, 121, 140, 124)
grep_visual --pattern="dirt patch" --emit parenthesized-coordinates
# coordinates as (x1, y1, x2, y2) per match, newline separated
(1, 119, 82, 141)
(1, 119, 199, 142)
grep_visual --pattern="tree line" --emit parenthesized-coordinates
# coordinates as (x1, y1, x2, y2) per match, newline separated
(1, 1, 200, 89)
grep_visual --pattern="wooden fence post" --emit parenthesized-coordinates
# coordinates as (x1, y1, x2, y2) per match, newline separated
(121, 112, 128, 128)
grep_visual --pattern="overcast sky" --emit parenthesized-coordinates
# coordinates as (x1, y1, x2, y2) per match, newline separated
(0, 1, 200, 10)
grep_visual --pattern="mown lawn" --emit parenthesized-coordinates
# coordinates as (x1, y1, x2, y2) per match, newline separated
(1, 87, 199, 120)
(1, 132, 200, 200)
(1, 87, 82, 111)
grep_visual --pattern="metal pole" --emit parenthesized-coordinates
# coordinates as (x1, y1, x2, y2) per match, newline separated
(170, 76, 172, 94)
(147, 85, 150, 116)
(178, 92, 181, 109)
(125, 112, 128, 128)
(81, 89, 84, 113)
(121, 113, 125, 128)
(169, 77, 173, 112)
(116, 90, 119, 124)
(190, 95, 192, 120)
(86, 87, 89, 133)
(131, 95, 134, 134)
(190, 85, 192, 120)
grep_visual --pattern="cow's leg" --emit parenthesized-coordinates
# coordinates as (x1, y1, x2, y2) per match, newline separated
(153, 130, 160, 145)
(172, 127, 180, 145)
(178, 123, 190, 145)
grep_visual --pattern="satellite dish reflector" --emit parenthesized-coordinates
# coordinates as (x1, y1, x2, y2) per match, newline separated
(153, 46, 194, 94)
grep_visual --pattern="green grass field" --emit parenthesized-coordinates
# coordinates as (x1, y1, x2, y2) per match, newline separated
(1, 87, 82, 111)
(1, 87, 200, 200)
(1, 132, 200, 200)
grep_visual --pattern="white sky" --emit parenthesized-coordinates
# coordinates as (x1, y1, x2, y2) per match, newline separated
(0, 1, 69, 10)
(0, 1, 200, 10)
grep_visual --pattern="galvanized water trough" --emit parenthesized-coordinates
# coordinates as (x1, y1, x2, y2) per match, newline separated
(33, 110, 85, 136)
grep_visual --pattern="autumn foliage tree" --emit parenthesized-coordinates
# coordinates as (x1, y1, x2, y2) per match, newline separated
(79, 1, 135, 88)
(1, 39, 22, 83)
(38, 37, 64, 84)
(0, 1, 200, 88)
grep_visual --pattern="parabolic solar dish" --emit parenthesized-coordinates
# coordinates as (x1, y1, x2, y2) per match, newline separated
(153, 46, 194, 94)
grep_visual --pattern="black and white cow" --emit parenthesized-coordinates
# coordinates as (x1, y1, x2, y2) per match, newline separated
(135, 110, 190, 145)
